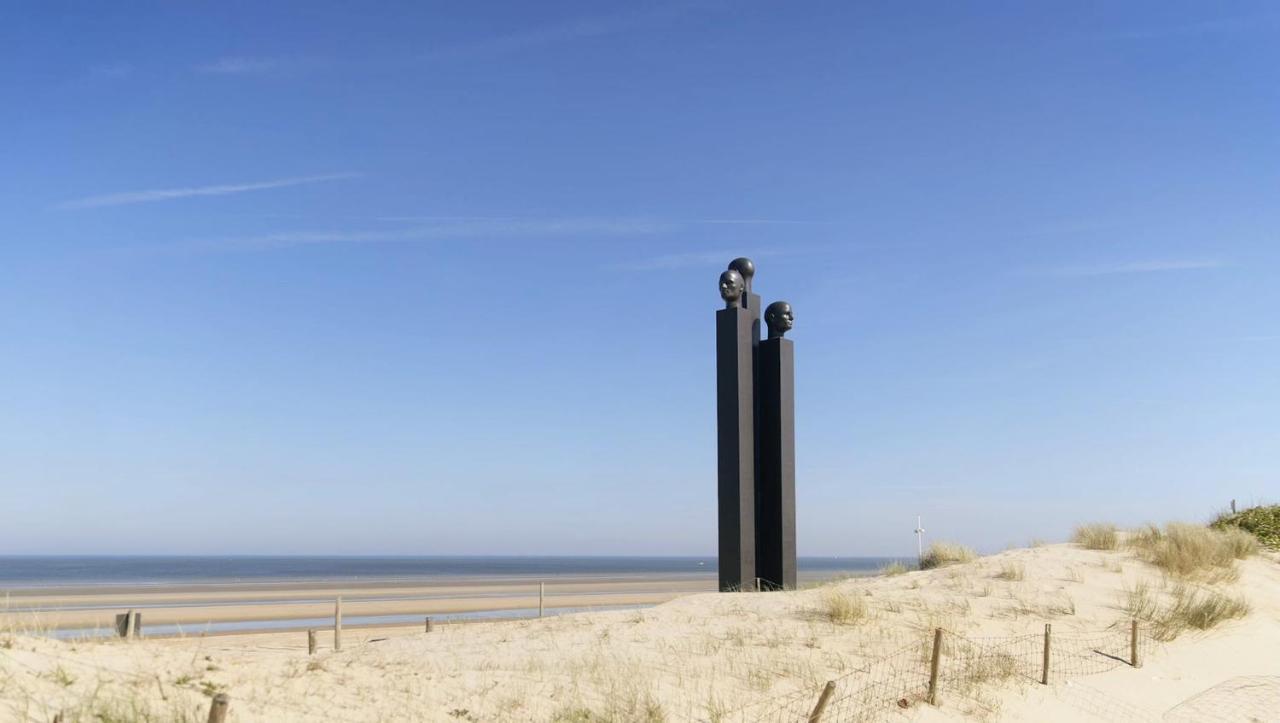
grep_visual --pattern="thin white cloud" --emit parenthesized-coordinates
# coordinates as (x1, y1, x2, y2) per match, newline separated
(616, 250, 780, 272)
(194, 5, 712, 77)
(1101, 15, 1275, 41)
(57, 173, 360, 210)
(689, 219, 823, 226)
(1049, 259, 1226, 277)
(194, 57, 323, 76)
(423, 5, 702, 62)
(89, 62, 134, 79)
(171, 217, 676, 252)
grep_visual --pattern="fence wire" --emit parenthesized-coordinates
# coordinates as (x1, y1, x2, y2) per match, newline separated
(725, 623, 1159, 723)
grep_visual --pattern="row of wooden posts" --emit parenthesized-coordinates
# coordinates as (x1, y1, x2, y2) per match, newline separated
(102, 584, 554, 721)
(805, 622, 1143, 722)
(307, 582, 549, 653)
(115, 581, 553, 642)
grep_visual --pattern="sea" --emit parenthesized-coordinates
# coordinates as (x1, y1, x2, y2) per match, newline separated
(0, 556, 906, 588)
(0, 556, 912, 638)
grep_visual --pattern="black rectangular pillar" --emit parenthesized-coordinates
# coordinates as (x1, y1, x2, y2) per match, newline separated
(757, 337, 796, 590)
(716, 305, 756, 591)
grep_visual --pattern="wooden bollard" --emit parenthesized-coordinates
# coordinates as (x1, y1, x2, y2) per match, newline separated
(1131, 620, 1140, 668)
(334, 596, 343, 652)
(1041, 623, 1052, 685)
(808, 680, 836, 722)
(538, 582, 545, 618)
(119, 610, 139, 639)
(307, 629, 316, 655)
(926, 628, 943, 705)
(206, 693, 229, 723)
(424, 616, 433, 633)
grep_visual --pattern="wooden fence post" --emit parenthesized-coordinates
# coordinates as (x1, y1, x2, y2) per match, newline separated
(334, 596, 343, 652)
(807, 680, 836, 722)
(424, 616, 433, 633)
(124, 610, 136, 639)
(927, 628, 943, 705)
(1231, 499, 1237, 514)
(307, 629, 316, 655)
(1041, 623, 1052, 685)
(1131, 620, 1140, 668)
(206, 693, 229, 723)
(538, 582, 545, 618)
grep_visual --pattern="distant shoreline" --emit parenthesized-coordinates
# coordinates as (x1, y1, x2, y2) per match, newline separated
(0, 555, 907, 588)
(0, 558, 906, 637)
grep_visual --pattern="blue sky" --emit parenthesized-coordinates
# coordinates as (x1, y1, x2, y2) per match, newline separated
(1, 1, 1276, 556)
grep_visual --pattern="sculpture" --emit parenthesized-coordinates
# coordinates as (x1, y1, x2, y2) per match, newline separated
(715, 258, 797, 591)
(718, 270, 745, 309)
(765, 301, 794, 339)
(728, 257, 755, 293)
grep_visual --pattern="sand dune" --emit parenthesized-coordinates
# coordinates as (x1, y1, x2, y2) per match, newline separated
(1, 541, 1276, 721)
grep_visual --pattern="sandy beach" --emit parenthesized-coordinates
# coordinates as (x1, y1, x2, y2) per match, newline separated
(0, 575, 720, 634)
(2, 537, 1276, 721)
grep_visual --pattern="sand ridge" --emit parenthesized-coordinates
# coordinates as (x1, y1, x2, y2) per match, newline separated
(1, 542, 1276, 721)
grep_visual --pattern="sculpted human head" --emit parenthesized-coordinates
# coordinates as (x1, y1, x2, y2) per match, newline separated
(728, 257, 755, 291)
(765, 300, 794, 338)
(718, 270, 745, 308)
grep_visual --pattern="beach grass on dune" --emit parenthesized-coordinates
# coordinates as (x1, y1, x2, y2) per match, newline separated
(1127, 522, 1257, 581)
(994, 561, 1025, 581)
(919, 542, 976, 570)
(1210, 504, 1280, 549)
(1123, 579, 1250, 641)
(1071, 523, 1119, 550)
(818, 589, 869, 625)
(879, 561, 909, 576)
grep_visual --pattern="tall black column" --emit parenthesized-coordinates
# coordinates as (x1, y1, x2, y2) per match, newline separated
(757, 302, 797, 590)
(716, 303, 755, 591)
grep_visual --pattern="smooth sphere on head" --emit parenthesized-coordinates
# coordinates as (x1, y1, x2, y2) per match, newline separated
(765, 300, 794, 338)
(728, 257, 755, 283)
(719, 270, 745, 307)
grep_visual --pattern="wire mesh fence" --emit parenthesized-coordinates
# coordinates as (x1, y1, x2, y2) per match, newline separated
(724, 622, 1157, 722)
(3, 618, 1163, 722)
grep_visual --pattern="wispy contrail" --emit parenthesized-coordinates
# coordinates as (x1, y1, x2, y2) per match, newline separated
(1050, 259, 1226, 277)
(57, 173, 360, 209)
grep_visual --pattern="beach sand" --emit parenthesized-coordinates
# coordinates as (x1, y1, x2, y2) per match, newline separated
(0, 576, 718, 632)
(1, 542, 1276, 721)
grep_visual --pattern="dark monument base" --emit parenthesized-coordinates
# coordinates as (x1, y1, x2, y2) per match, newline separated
(757, 337, 796, 590)
(716, 305, 756, 591)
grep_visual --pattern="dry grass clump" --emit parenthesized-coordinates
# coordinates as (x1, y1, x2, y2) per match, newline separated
(1211, 504, 1280, 549)
(879, 561, 909, 576)
(1128, 523, 1257, 580)
(818, 590, 869, 625)
(919, 542, 976, 570)
(994, 562, 1025, 581)
(1072, 523, 1119, 550)
(1122, 580, 1250, 641)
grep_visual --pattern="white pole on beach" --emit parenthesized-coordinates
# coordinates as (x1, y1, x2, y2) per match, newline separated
(538, 582, 545, 618)
(915, 516, 925, 565)
(334, 596, 343, 651)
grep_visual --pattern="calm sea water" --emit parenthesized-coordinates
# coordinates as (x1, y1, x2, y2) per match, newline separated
(0, 556, 904, 588)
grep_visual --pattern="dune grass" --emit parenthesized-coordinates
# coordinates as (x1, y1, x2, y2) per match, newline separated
(818, 590, 869, 625)
(1127, 523, 1257, 581)
(919, 542, 977, 570)
(1071, 523, 1119, 550)
(1211, 504, 1280, 549)
(879, 561, 909, 576)
(1124, 580, 1250, 641)
(994, 561, 1025, 581)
